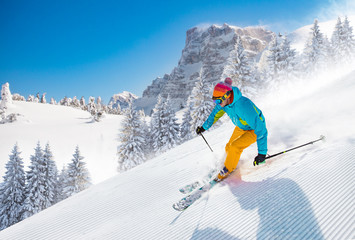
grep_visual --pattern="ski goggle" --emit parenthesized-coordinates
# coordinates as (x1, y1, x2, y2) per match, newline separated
(212, 91, 231, 105)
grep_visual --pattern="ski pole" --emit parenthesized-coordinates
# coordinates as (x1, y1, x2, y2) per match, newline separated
(200, 132, 214, 152)
(266, 135, 325, 159)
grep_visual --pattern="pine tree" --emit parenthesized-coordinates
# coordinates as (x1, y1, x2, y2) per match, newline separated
(342, 16, 355, 62)
(138, 110, 152, 158)
(71, 96, 80, 108)
(27, 95, 34, 102)
(1, 82, 13, 110)
(56, 166, 68, 202)
(279, 34, 298, 81)
(302, 19, 327, 77)
(80, 96, 86, 110)
(40, 93, 46, 104)
(150, 95, 166, 154)
(63, 146, 91, 197)
(0, 144, 26, 230)
(223, 36, 256, 97)
(161, 95, 180, 150)
(60, 96, 70, 106)
(50, 98, 56, 105)
(180, 98, 194, 142)
(87, 96, 96, 115)
(190, 71, 215, 135)
(22, 143, 46, 219)
(117, 102, 146, 171)
(331, 17, 344, 64)
(265, 33, 298, 89)
(42, 143, 58, 206)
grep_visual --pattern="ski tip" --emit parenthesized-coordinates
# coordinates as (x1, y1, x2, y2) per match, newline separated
(320, 135, 326, 142)
(172, 203, 188, 211)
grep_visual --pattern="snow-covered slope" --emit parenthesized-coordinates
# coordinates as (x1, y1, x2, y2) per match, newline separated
(0, 102, 124, 183)
(0, 66, 354, 239)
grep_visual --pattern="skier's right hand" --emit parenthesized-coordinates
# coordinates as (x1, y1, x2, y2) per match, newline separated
(196, 126, 205, 134)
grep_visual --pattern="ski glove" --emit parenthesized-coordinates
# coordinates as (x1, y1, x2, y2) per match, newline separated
(253, 154, 266, 166)
(196, 126, 206, 135)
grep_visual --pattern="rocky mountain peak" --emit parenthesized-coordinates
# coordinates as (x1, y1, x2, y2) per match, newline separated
(137, 24, 274, 114)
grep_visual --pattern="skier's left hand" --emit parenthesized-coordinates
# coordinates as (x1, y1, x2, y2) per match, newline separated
(196, 126, 205, 134)
(253, 154, 266, 166)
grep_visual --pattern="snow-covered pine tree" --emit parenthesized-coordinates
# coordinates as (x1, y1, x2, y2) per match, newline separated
(302, 19, 327, 77)
(34, 93, 40, 103)
(190, 70, 215, 135)
(117, 102, 146, 171)
(12, 93, 26, 101)
(27, 95, 34, 102)
(96, 96, 102, 111)
(342, 16, 355, 62)
(282, 34, 297, 71)
(63, 146, 91, 197)
(161, 95, 180, 149)
(138, 109, 152, 158)
(180, 97, 194, 142)
(60, 96, 70, 106)
(56, 166, 68, 202)
(150, 95, 166, 154)
(42, 143, 58, 206)
(87, 96, 96, 114)
(264, 34, 284, 88)
(71, 96, 80, 108)
(22, 142, 46, 219)
(80, 96, 86, 110)
(273, 33, 298, 86)
(1, 82, 13, 110)
(0, 144, 26, 230)
(331, 17, 344, 64)
(40, 93, 46, 104)
(50, 98, 56, 105)
(222, 36, 256, 97)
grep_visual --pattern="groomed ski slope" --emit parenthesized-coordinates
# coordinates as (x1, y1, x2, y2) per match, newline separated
(0, 68, 354, 239)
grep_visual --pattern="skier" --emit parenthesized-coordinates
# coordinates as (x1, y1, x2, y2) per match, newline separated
(196, 77, 268, 181)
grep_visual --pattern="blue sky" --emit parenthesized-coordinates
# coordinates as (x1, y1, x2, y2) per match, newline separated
(0, 0, 353, 103)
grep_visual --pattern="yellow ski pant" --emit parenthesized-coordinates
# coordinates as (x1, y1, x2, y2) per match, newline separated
(224, 126, 257, 173)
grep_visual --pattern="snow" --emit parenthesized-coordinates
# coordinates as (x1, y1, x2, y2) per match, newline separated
(290, 15, 355, 53)
(0, 64, 354, 239)
(0, 102, 124, 184)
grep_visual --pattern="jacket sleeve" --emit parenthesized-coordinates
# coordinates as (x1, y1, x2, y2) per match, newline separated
(202, 105, 225, 131)
(242, 103, 268, 155)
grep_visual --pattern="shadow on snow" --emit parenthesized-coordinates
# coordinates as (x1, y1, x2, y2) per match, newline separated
(190, 169, 324, 240)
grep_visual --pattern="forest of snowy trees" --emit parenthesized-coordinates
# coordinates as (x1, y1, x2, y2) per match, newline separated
(116, 16, 355, 171)
(0, 143, 91, 231)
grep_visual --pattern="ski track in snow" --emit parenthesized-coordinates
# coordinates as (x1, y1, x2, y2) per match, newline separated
(0, 141, 353, 240)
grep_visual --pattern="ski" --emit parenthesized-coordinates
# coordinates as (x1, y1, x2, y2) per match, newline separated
(179, 181, 201, 194)
(179, 169, 219, 194)
(173, 179, 218, 211)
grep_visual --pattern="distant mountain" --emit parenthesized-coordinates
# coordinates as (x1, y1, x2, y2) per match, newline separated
(108, 91, 138, 110)
(136, 23, 274, 113)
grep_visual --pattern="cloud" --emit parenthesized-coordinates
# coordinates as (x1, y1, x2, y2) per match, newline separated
(316, 0, 355, 21)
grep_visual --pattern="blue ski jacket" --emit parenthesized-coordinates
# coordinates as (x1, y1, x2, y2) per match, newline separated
(202, 87, 268, 155)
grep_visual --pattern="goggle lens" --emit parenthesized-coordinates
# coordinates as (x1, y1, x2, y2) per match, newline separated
(214, 99, 222, 104)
